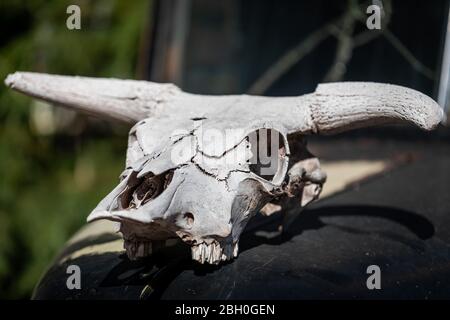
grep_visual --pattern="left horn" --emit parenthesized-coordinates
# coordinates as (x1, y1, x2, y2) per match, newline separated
(4, 72, 181, 124)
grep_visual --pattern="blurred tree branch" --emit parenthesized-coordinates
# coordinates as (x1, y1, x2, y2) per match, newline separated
(247, 0, 434, 95)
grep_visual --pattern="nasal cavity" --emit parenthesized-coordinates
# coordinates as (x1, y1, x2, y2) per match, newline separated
(119, 170, 174, 210)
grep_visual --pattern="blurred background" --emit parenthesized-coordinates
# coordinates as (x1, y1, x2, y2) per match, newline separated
(0, 0, 449, 299)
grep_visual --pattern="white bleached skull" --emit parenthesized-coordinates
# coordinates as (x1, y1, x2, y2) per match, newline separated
(5, 72, 443, 264)
(89, 120, 325, 264)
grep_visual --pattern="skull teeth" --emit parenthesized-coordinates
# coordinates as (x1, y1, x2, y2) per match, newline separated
(123, 238, 239, 265)
(191, 241, 238, 265)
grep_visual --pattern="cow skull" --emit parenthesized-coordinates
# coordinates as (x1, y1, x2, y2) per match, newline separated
(5, 72, 443, 264)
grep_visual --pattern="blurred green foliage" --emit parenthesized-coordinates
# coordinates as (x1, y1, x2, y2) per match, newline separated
(0, 0, 151, 299)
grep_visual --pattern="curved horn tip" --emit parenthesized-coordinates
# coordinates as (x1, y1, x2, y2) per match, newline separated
(313, 82, 444, 133)
(396, 85, 444, 131)
(423, 101, 445, 130)
(5, 71, 43, 90)
(4, 72, 22, 88)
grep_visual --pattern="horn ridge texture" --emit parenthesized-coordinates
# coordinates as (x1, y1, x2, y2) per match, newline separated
(310, 82, 443, 134)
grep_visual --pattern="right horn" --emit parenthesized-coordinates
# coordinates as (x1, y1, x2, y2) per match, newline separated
(310, 82, 444, 134)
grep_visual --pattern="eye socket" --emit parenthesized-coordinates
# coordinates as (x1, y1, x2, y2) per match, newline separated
(247, 129, 287, 182)
(119, 170, 174, 209)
